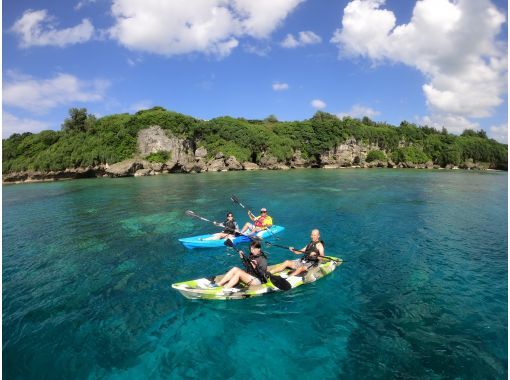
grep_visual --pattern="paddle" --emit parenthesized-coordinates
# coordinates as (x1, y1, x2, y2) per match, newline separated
(224, 239, 292, 291)
(264, 241, 343, 264)
(230, 195, 250, 211)
(185, 210, 262, 241)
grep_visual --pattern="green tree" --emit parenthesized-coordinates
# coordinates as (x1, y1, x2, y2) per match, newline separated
(460, 129, 487, 139)
(392, 147, 431, 164)
(366, 150, 387, 162)
(62, 108, 88, 132)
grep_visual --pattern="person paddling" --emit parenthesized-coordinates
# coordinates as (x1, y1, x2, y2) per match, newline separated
(240, 207, 273, 234)
(203, 212, 240, 240)
(269, 229, 324, 277)
(214, 241, 268, 288)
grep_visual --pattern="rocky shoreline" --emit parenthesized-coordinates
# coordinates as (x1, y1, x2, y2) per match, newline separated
(2, 126, 500, 184)
(2, 156, 496, 185)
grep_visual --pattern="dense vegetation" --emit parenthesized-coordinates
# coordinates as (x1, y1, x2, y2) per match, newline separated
(3, 107, 507, 173)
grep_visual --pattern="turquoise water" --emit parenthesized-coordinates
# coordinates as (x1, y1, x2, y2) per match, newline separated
(3, 169, 507, 379)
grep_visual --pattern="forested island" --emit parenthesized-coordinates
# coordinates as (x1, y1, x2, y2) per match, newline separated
(3, 107, 507, 183)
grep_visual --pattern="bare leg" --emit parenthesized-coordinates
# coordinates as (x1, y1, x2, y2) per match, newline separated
(269, 260, 295, 274)
(290, 266, 307, 277)
(223, 268, 255, 288)
(224, 272, 241, 288)
(241, 223, 253, 234)
(216, 267, 239, 286)
(236, 271, 259, 287)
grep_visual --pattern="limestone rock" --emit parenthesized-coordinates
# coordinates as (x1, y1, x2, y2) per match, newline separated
(134, 168, 153, 177)
(207, 158, 227, 172)
(189, 159, 207, 173)
(290, 150, 307, 168)
(242, 162, 260, 171)
(459, 159, 475, 170)
(319, 138, 379, 167)
(165, 160, 179, 172)
(196, 159, 208, 172)
(259, 153, 278, 169)
(137, 126, 194, 163)
(149, 162, 164, 172)
(106, 159, 144, 177)
(225, 156, 243, 170)
(195, 146, 207, 159)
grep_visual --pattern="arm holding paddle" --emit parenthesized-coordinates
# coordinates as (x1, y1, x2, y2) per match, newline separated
(288, 246, 306, 255)
(231, 195, 273, 234)
(222, 240, 291, 291)
(266, 241, 341, 264)
(185, 210, 260, 241)
(269, 229, 333, 277)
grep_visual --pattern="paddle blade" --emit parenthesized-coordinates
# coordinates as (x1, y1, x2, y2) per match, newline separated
(224, 239, 235, 248)
(268, 273, 292, 291)
(185, 210, 195, 217)
(231, 195, 246, 209)
(322, 256, 342, 264)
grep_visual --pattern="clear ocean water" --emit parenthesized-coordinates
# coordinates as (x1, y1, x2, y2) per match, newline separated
(3, 169, 508, 379)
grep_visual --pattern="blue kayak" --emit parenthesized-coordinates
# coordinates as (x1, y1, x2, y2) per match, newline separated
(179, 225, 285, 249)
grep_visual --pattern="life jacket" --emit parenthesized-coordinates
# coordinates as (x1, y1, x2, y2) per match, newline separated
(223, 219, 237, 234)
(303, 240, 324, 263)
(254, 215, 272, 229)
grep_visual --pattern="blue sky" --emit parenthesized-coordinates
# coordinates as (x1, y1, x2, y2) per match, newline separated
(3, 0, 508, 142)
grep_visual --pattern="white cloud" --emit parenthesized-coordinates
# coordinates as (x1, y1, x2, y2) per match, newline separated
(272, 82, 289, 91)
(281, 34, 298, 48)
(311, 99, 326, 109)
(488, 123, 508, 143)
(74, 0, 97, 11)
(2, 112, 53, 138)
(108, 0, 303, 58)
(336, 104, 380, 119)
(331, 0, 507, 121)
(418, 114, 479, 135)
(127, 57, 143, 66)
(281, 30, 322, 48)
(11, 9, 94, 48)
(3, 73, 109, 114)
(243, 43, 272, 56)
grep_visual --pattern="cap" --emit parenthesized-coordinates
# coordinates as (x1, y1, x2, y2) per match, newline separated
(260, 208, 267, 212)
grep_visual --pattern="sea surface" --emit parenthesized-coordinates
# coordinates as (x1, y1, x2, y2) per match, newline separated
(3, 169, 508, 379)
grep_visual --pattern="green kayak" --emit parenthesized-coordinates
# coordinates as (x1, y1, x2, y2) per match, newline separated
(171, 256, 342, 300)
